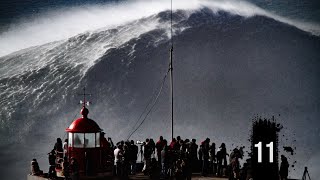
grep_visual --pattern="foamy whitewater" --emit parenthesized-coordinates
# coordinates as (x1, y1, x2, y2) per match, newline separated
(0, 0, 319, 179)
(0, 0, 319, 58)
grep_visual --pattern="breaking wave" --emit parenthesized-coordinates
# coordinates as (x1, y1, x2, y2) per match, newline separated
(0, 1, 320, 180)
(0, 0, 319, 58)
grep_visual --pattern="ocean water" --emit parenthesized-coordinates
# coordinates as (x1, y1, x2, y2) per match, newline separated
(249, 0, 320, 23)
(0, 0, 319, 180)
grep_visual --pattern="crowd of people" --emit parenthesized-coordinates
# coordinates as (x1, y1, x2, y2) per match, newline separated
(29, 137, 79, 180)
(30, 135, 289, 180)
(112, 136, 247, 180)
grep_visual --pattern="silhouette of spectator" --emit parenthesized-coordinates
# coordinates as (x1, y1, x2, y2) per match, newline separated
(230, 148, 241, 179)
(48, 149, 56, 178)
(114, 144, 123, 176)
(122, 142, 130, 176)
(201, 138, 210, 176)
(176, 136, 182, 150)
(149, 138, 156, 155)
(63, 139, 68, 158)
(143, 139, 152, 175)
(31, 159, 42, 175)
(190, 139, 198, 160)
(54, 138, 63, 158)
(280, 155, 289, 180)
(216, 147, 221, 175)
(161, 140, 168, 177)
(130, 140, 138, 175)
(108, 137, 114, 149)
(189, 139, 198, 172)
(170, 138, 177, 150)
(220, 143, 228, 166)
(179, 139, 186, 159)
(210, 142, 216, 175)
(100, 133, 109, 148)
(156, 136, 164, 166)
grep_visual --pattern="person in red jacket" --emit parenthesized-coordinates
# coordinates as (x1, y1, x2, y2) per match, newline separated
(169, 138, 177, 150)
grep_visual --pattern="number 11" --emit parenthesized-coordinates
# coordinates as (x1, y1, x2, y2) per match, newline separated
(254, 141, 273, 163)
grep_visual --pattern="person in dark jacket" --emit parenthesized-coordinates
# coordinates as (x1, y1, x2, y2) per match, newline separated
(130, 140, 138, 175)
(189, 139, 198, 172)
(201, 138, 210, 176)
(54, 138, 63, 158)
(48, 150, 56, 178)
(219, 143, 228, 177)
(143, 139, 152, 175)
(156, 136, 164, 166)
(280, 155, 289, 180)
(31, 159, 41, 175)
(160, 140, 168, 177)
(229, 148, 241, 180)
(210, 142, 216, 175)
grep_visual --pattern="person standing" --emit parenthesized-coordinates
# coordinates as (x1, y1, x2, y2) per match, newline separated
(63, 139, 68, 158)
(143, 139, 152, 175)
(130, 140, 138, 175)
(114, 144, 123, 176)
(201, 138, 210, 176)
(31, 159, 41, 175)
(189, 139, 198, 172)
(156, 136, 164, 166)
(219, 143, 228, 176)
(229, 148, 241, 180)
(54, 138, 63, 158)
(280, 155, 289, 180)
(210, 142, 216, 175)
(161, 140, 168, 178)
(48, 150, 56, 178)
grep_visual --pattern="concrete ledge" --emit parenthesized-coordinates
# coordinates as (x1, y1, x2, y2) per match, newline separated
(27, 174, 48, 180)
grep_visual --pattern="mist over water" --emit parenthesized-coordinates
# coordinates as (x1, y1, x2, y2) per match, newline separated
(0, 1, 320, 180)
(1, 0, 320, 57)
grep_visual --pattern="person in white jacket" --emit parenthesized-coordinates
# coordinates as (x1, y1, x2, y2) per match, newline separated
(114, 145, 123, 176)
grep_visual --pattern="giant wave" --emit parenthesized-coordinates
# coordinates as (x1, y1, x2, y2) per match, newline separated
(0, 1, 320, 180)
(0, 0, 320, 58)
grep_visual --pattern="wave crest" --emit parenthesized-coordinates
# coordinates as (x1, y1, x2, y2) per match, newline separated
(0, 0, 319, 58)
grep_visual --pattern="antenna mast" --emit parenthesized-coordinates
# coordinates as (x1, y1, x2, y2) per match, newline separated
(170, 0, 174, 140)
(79, 87, 92, 107)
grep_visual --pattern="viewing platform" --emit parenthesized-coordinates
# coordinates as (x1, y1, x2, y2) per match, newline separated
(28, 173, 229, 180)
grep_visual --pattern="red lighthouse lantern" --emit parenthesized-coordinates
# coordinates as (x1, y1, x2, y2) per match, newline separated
(65, 88, 103, 176)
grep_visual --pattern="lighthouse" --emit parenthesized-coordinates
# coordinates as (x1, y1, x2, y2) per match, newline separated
(65, 88, 103, 176)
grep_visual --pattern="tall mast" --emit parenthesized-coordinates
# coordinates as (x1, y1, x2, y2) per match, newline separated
(170, 44, 173, 140)
(170, 0, 174, 140)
